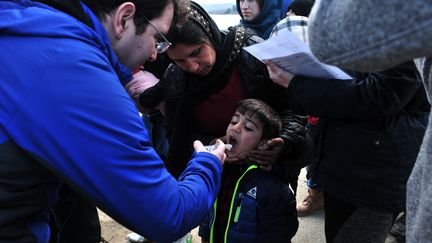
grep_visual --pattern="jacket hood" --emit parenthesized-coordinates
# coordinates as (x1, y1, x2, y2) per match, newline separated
(0, 0, 132, 84)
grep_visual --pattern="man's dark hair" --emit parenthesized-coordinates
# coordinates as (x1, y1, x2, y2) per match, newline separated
(82, 0, 189, 34)
(236, 99, 282, 140)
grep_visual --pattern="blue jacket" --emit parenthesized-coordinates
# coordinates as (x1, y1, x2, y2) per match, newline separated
(0, 1, 222, 242)
(200, 165, 298, 242)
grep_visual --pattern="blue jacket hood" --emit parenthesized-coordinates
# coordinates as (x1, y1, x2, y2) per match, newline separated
(0, 0, 132, 84)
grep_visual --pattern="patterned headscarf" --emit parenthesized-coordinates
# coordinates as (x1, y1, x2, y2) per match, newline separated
(174, 1, 246, 94)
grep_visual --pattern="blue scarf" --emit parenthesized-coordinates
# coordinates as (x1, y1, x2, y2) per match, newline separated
(279, 0, 293, 18)
(237, 0, 283, 39)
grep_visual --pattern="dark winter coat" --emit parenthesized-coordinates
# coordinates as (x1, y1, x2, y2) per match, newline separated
(199, 165, 298, 242)
(285, 61, 430, 212)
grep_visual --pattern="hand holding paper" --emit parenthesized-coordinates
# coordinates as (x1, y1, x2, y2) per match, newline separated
(243, 30, 352, 80)
(264, 60, 295, 88)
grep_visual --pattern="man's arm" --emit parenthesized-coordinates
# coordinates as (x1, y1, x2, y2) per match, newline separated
(6, 38, 223, 242)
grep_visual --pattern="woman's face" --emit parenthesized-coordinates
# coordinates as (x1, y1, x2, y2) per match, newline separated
(167, 42, 217, 76)
(239, 0, 260, 22)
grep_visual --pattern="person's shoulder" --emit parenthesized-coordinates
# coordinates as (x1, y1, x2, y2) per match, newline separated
(162, 63, 187, 95)
(227, 24, 263, 47)
(255, 169, 287, 184)
(252, 170, 293, 197)
(164, 63, 184, 79)
(272, 16, 309, 36)
(244, 29, 264, 46)
(22, 1, 97, 41)
(250, 176, 294, 207)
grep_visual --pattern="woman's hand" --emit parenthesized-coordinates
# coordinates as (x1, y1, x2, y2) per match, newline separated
(264, 60, 294, 88)
(249, 137, 284, 171)
(125, 70, 159, 102)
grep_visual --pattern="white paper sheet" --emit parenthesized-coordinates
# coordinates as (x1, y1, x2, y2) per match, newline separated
(243, 31, 352, 80)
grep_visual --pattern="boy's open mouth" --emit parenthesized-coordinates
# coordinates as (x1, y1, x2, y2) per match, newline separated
(228, 136, 238, 150)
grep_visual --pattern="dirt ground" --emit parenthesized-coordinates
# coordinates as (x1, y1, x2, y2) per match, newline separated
(98, 209, 200, 243)
(98, 169, 323, 243)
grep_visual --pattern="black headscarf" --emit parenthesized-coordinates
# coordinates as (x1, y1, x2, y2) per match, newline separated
(178, 1, 246, 101)
(165, 1, 247, 177)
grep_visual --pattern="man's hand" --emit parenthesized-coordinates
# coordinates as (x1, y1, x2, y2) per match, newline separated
(194, 139, 226, 165)
(249, 137, 284, 170)
(264, 61, 294, 88)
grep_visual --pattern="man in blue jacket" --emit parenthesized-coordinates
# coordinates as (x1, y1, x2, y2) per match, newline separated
(0, 0, 227, 242)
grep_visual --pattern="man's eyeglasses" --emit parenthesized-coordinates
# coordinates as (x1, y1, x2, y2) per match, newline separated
(144, 16, 172, 53)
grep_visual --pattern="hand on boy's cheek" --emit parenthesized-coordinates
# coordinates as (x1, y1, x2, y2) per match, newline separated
(225, 153, 248, 164)
(249, 137, 284, 166)
(225, 156, 239, 164)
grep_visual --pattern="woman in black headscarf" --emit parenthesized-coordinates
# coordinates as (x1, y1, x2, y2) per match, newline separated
(138, 1, 306, 187)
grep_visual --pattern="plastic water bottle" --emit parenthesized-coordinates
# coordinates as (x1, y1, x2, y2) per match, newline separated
(204, 144, 232, 152)
(126, 232, 146, 243)
(172, 232, 193, 243)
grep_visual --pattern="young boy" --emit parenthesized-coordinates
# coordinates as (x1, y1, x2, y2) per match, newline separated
(199, 99, 299, 242)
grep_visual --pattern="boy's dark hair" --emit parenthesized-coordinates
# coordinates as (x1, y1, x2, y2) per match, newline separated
(236, 99, 282, 140)
(82, 0, 189, 34)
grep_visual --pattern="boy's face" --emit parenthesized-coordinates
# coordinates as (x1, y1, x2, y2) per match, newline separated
(226, 111, 263, 160)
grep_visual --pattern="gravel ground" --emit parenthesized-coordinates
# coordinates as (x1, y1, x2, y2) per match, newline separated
(98, 210, 200, 243)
